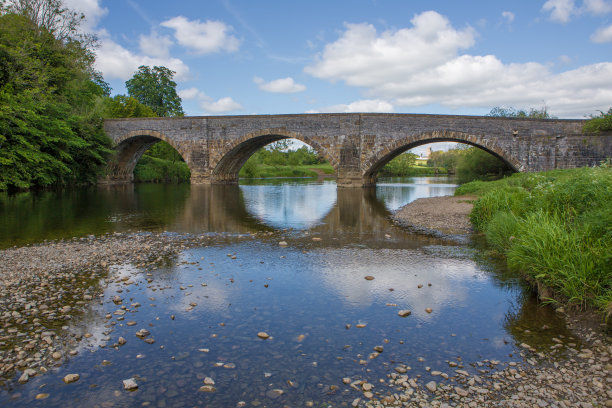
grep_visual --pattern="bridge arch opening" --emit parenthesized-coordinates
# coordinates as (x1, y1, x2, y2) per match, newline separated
(364, 132, 519, 186)
(107, 131, 190, 183)
(211, 130, 337, 184)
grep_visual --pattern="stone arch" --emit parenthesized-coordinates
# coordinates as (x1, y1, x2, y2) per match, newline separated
(210, 128, 338, 183)
(107, 130, 190, 182)
(362, 130, 521, 186)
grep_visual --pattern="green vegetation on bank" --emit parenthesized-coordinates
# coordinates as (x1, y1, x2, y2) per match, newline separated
(239, 141, 330, 179)
(456, 167, 612, 317)
(0, 9, 112, 191)
(428, 146, 514, 183)
(583, 108, 612, 133)
(379, 152, 447, 176)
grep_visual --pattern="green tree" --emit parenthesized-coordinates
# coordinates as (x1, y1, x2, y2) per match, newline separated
(0, 10, 111, 191)
(487, 106, 555, 119)
(125, 65, 184, 117)
(583, 108, 612, 133)
(103, 95, 156, 118)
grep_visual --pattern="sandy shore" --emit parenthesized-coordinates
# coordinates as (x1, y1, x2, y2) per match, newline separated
(392, 195, 476, 235)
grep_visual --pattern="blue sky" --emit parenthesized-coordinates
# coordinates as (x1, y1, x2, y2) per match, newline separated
(66, 0, 611, 121)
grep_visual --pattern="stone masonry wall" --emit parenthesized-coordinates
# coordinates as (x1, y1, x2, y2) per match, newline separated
(103, 114, 611, 187)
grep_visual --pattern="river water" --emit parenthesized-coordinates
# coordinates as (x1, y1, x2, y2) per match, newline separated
(0, 177, 573, 407)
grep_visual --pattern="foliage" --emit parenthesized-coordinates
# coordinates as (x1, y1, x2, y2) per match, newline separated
(1, 0, 94, 45)
(427, 146, 513, 183)
(459, 167, 612, 314)
(241, 142, 324, 174)
(379, 152, 417, 176)
(455, 147, 514, 183)
(103, 95, 156, 119)
(582, 108, 612, 133)
(486, 106, 555, 119)
(133, 155, 190, 183)
(0, 11, 111, 191)
(126, 65, 184, 117)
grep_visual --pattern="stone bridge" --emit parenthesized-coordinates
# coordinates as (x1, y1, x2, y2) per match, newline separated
(103, 113, 611, 187)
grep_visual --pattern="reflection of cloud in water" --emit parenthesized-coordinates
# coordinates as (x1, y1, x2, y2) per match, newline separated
(316, 248, 486, 320)
(241, 183, 337, 229)
(377, 177, 457, 211)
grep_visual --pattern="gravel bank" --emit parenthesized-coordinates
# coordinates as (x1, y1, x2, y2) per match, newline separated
(0, 232, 239, 381)
(392, 195, 476, 235)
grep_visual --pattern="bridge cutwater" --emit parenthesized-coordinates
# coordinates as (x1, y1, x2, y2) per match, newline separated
(103, 113, 612, 187)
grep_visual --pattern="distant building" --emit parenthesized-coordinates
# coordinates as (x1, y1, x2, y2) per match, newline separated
(420, 146, 432, 159)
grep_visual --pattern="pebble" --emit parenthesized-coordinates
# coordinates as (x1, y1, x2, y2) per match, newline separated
(425, 381, 437, 392)
(63, 374, 80, 384)
(257, 332, 270, 340)
(122, 378, 138, 391)
(364, 275, 375, 280)
(398, 309, 412, 317)
(198, 385, 216, 392)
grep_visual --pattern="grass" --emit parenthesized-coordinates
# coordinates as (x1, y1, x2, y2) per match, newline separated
(239, 163, 334, 179)
(456, 167, 612, 318)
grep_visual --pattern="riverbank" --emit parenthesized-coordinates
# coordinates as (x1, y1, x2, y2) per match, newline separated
(392, 195, 476, 236)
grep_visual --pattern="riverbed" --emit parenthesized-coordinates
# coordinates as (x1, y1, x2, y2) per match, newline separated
(0, 177, 608, 407)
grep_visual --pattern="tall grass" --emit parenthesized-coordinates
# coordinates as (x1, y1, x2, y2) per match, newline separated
(458, 167, 612, 316)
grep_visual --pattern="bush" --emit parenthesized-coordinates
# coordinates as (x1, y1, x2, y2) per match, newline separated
(583, 108, 612, 133)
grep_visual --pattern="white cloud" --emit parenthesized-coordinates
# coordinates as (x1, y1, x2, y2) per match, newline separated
(253, 77, 306, 93)
(501, 11, 515, 23)
(161, 16, 241, 55)
(542, 0, 576, 22)
(542, 0, 612, 22)
(178, 88, 206, 100)
(94, 30, 189, 81)
(306, 99, 394, 113)
(201, 97, 243, 114)
(139, 31, 174, 59)
(63, 0, 108, 32)
(583, 0, 612, 14)
(304, 11, 612, 117)
(591, 23, 612, 42)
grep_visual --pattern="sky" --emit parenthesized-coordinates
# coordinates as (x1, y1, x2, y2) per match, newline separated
(59, 0, 612, 155)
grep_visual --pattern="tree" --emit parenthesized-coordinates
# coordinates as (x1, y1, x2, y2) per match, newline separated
(126, 65, 184, 117)
(0, 9, 111, 190)
(1, 0, 93, 45)
(103, 95, 156, 119)
(487, 106, 555, 119)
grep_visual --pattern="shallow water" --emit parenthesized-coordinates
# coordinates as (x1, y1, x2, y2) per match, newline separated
(0, 177, 575, 407)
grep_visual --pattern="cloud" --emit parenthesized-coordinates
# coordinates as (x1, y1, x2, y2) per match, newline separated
(94, 30, 190, 81)
(63, 0, 108, 32)
(501, 11, 515, 23)
(591, 23, 612, 42)
(583, 0, 612, 13)
(306, 99, 394, 113)
(139, 31, 174, 59)
(178, 88, 205, 100)
(304, 11, 612, 117)
(542, 0, 576, 22)
(161, 16, 241, 54)
(177, 88, 242, 113)
(201, 97, 243, 113)
(542, 0, 612, 22)
(253, 77, 306, 93)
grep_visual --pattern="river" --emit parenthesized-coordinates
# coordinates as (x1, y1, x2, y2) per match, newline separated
(0, 177, 575, 407)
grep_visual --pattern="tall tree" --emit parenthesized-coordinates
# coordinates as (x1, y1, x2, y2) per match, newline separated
(125, 66, 184, 117)
(0, 5, 111, 190)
